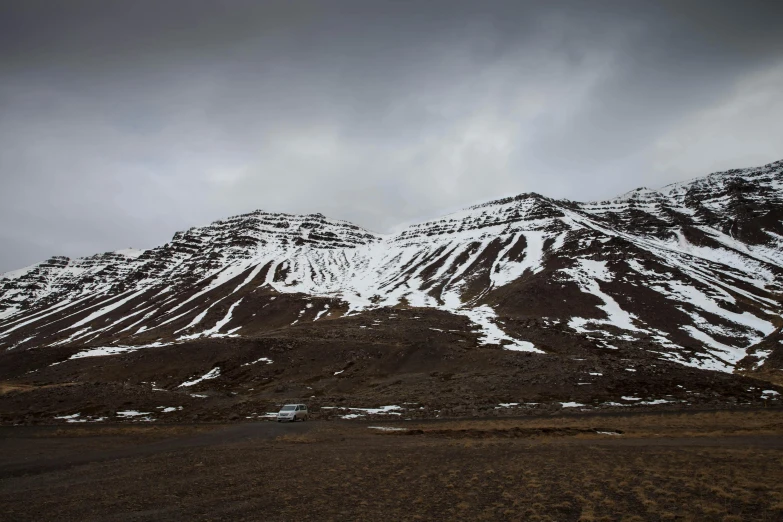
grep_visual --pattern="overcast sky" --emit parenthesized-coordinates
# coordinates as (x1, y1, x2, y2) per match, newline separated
(1, 0, 782, 272)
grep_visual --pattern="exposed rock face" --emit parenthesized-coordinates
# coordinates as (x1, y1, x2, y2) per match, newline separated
(0, 160, 782, 423)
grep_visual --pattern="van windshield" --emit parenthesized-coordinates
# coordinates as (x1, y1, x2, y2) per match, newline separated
(281, 405, 296, 411)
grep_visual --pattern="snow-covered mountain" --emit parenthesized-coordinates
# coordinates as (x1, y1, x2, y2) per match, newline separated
(1, 159, 782, 381)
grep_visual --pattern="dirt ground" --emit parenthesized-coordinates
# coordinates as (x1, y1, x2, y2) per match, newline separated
(1, 409, 782, 521)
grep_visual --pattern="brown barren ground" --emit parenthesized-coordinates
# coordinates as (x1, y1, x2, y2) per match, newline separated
(1, 410, 782, 521)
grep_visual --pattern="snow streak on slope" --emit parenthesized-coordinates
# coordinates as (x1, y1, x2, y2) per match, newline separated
(490, 231, 545, 288)
(179, 368, 221, 387)
(563, 259, 641, 333)
(455, 306, 542, 353)
(67, 289, 149, 330)
(179, 299, 244, 340)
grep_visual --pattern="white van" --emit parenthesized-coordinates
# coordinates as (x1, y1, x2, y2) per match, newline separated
(276, 403, 308, 422)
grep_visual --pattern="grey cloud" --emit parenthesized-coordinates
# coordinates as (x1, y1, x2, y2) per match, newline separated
(1, 0, 782, 271)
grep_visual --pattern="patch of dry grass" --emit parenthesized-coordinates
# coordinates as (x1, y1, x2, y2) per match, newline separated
(0, 381, 79, 395)
(39, 424, 211, 438)
(274, 433, 319, 444)
(396, 410, 783, 439)
(245, 430, 783, 520)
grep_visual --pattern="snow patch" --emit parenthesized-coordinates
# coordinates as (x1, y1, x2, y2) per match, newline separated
(69, 342, 169, 359)
(157, 406, 183, 413)
(242, 357, 273, 367)
(178, 367, 221, 387)
(116, 410, 153, 421)
(336, 405, 403, 419)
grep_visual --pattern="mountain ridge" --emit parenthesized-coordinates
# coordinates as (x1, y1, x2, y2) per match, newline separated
(7, 159, 783, 276)
(1, 159, 781, 424)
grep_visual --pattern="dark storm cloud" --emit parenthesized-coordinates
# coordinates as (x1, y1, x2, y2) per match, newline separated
(1, 0, 782, 271)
